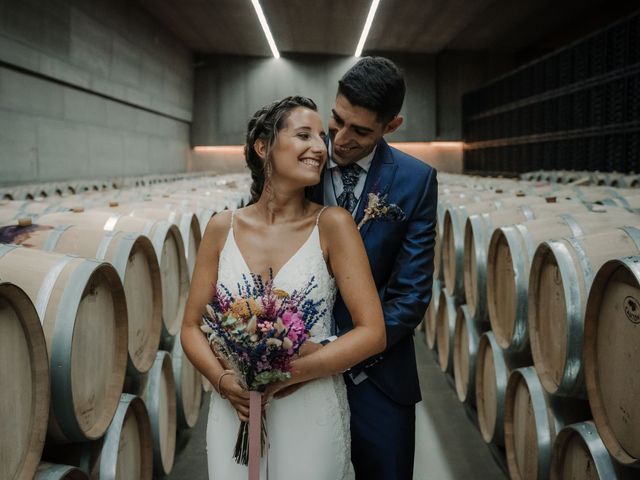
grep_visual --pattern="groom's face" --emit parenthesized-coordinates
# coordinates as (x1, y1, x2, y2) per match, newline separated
(328, 94, 386, 167)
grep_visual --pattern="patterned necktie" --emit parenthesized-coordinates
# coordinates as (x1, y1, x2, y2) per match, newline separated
(336, 163, 362, 213)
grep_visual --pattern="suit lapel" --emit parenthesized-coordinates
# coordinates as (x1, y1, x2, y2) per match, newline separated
(354, 139, 398, 239)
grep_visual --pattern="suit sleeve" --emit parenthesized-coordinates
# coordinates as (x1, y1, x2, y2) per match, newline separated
(380, 167, 438, 351)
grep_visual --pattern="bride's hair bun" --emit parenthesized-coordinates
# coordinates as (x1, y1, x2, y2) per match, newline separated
(245, 96, 318, 203)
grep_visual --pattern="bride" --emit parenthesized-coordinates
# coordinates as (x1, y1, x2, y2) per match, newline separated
(181, 96, 386, 479)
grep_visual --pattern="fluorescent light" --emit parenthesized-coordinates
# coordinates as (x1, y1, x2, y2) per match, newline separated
(193, 146, 244, 153)
(355, 0, 380, 57)
(251, 0, 280, 59)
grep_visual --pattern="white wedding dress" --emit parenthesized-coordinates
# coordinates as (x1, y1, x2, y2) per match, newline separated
(206, 209, 354, 479)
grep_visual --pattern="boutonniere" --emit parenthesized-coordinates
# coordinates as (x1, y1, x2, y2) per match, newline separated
(357, 193, 405, 230)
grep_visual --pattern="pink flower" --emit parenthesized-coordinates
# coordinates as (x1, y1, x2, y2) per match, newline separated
(282, 310, 302, 327)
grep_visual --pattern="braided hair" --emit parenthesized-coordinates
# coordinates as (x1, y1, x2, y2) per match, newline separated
(245, 96, 318, 203)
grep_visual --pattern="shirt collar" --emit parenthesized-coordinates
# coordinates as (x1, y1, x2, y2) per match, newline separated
(328, 139, 376, 172)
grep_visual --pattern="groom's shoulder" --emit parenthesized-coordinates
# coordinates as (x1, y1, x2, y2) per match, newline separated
(386, 144, 435, 180)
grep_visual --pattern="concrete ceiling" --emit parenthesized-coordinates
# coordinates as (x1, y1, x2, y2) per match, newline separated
(138, 0, 634, 56)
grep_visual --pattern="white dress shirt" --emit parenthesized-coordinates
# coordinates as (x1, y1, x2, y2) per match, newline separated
(323, 139, 377, 217)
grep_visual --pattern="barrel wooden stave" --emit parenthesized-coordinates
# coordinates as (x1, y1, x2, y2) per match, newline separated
(529, 226, 640, 398)
(551, 422, 638, 480)
(476, 331, 530, 446)
(37, 211, 189, 344)
(435, 288, 457, 373)
(584, 257, 640, 468)
(0, 245, 128, 443)
(453, 304, 488, 404)
(171, 335, 203, 429)
(142, 351, 177, 476)
(443, 195, 547, 301)
(0, 282, 49, 480)
(504, 367, 590, 480)
(463, 202, 589, 321)
(425, 279, 441, 350)
(23, 225, 162, 375)
(487, 210, 640, 353)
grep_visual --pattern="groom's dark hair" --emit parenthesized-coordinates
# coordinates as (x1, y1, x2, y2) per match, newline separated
(338, 56, 405, 124)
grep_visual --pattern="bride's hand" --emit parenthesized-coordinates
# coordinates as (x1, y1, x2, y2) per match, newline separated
(219, 373, 251, 422)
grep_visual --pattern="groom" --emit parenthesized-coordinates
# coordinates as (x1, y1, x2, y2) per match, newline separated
(312, 56, 437, 479)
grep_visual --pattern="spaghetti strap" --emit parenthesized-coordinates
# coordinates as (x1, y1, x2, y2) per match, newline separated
(230, 209, 236, 230)
(315, 206, 329, 226)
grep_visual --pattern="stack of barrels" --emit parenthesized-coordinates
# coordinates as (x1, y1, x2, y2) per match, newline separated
(520, 169, 640, 188)
(424, 171, 640, 480)
(0, 172, 251, 479)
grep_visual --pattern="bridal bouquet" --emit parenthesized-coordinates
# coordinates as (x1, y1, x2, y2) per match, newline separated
(201, 272, 327, 466)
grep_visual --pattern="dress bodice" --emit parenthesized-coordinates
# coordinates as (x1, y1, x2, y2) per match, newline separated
(208, 208, 354, 480)
(216, 209, 337, 339)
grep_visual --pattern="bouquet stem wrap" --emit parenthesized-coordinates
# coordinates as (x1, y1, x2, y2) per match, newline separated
(248, 391, 262, 480)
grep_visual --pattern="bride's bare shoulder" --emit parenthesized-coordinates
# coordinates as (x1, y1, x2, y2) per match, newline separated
(202, 210, 233, 247)
(318, 206, 358, 233)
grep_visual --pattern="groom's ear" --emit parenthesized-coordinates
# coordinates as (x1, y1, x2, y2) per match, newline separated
(254, 139, 267, 160)
(383, 115, 404, 135)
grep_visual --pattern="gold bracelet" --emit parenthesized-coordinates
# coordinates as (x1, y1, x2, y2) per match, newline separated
(217, 370, 234, 399)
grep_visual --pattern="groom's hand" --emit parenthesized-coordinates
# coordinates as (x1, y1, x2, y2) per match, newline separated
(299, 340, 323, 357)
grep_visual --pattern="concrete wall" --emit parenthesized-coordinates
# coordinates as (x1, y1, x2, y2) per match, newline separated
(191, 51, 513, 147)
(192, 53, 437, 146)
(0, 0, 193, 185)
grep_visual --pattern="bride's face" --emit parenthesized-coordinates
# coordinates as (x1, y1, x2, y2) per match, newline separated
(268, 107, 327, 188)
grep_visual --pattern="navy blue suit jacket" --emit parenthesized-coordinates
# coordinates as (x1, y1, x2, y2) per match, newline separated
(310, 139, 438, 406)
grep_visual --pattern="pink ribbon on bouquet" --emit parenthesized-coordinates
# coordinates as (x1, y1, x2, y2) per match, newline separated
(248, 391, 262, 480)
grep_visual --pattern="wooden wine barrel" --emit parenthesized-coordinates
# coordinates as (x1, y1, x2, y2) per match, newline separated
(142, 351, 177, 476)
(435, 287, 457, 373)
(475, 331, 529, 445)
(463, 202, 589, 321)
(0, 282, 49, 480)
(584, 256, 640, 467)
(486, 209, 640, 353)
(529, 226, 640, 398)
(435, 191, 500, 280)
(442, 195, 547, 301)
(453, 304, 488, 404)
(42, 394, 153, 479)
(504, 367, 590, 480)
(37, 210, 189, 341)
(93, 394, 153, 479)
(0, 199, 62, 223)
(0, 245, 128, 443)
(171, 334, 203, 429)
(34, 463, 88, 480)
(144, 196, 216, 239)
(551, 422, 637, 480)
(95, 205, 201, 279)
(425, 279, 441, 350)
(21, 225, 162, 374)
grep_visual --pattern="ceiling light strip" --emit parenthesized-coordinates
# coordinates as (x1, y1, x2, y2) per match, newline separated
(354, 0, 381, 57)
(251, 0, 280, 58)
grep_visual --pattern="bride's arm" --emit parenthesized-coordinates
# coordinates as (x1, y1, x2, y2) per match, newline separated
(276, 207, 386, 388)
(180, 211, 251, 420)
